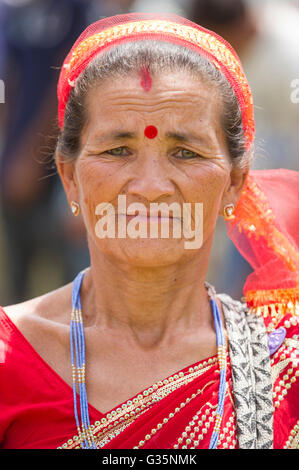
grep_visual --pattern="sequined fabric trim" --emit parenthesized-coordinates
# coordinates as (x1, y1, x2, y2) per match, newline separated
(58, 356, 218, 449)
(270, 339, 299, 409)
(283, 420, 299, 449)
(246, 288, 299, 312)
(217, 412, 238, 449)
(172, 384, 238, 449)
(173, 399, 219, 449)
(251, 307, 299, 333)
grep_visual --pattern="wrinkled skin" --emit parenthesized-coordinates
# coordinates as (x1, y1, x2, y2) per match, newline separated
(5, 70, 249, 415)
(58, 70, 247, 269)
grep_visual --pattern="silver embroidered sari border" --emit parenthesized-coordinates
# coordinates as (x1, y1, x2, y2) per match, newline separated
(217, 292, 274, 449)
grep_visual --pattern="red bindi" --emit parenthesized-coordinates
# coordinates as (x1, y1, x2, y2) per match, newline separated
(140, 66, 152, 92)
(144, 125, 158, 139)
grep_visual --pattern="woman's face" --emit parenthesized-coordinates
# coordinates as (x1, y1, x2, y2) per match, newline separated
(58, 69, 247, 267)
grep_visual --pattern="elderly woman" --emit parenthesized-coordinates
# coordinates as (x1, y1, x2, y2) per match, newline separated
(0, 13, 298, 450)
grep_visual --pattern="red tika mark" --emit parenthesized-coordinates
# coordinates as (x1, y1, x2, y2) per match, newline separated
(144, 125, 158, 139)
(140, 67, 152, 91)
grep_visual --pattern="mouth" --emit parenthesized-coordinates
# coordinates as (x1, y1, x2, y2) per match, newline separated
(127, 215, 174, 222)
(117, 212, 179, 221)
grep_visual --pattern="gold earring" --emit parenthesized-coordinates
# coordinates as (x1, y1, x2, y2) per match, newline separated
(70, 201, 80, 216)
(223, 203, 235, 220)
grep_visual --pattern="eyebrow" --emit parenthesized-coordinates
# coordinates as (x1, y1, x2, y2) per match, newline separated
(91, 130, 212, 148)
(92, 131, 136, 144)
(165, 131, 211, 147)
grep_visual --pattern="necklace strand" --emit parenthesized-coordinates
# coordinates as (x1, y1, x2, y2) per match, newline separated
(70, 271, 227, 449)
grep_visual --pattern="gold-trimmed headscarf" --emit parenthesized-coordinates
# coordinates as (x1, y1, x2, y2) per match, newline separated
(57, 12, 254, 151)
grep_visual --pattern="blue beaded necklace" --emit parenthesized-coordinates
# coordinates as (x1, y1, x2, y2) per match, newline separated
(70, 270, 96, 449)
(70, 271, 227, 449)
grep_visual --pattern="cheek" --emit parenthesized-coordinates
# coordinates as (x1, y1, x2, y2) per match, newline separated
(76, 160, 119, 230)
(184, 164, 229, 223)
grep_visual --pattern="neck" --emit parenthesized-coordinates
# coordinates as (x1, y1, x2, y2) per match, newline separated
(80, 240, 215, 347)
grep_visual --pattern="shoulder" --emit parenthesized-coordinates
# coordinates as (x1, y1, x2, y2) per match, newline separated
(3, 283, 72, 326)
(0, 283, 73, 353)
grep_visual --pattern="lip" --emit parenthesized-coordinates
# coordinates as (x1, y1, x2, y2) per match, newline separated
(127, 215, 173, 220)
(118, 212, 178, 220)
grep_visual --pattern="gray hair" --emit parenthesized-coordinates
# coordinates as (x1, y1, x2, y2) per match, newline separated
(56, 40, 250, 169)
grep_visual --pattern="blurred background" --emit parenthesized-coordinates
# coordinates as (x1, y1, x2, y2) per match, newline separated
(0, 0, 298, 305)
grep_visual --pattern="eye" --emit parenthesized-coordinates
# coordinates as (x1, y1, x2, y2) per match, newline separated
(175, 148, 203, 159)
(106, 147, 131, 157)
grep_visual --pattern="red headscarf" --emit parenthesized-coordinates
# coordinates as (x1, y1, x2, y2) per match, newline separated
(57, 13, 298, 323)
(57, 12, 254, 151)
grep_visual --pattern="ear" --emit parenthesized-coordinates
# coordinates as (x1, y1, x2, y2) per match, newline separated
(55, 150, 79, 206)
(219, 164, 249, 216)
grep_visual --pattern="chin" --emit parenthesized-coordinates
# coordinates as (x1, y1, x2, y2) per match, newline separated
(98, 238, 192, 267)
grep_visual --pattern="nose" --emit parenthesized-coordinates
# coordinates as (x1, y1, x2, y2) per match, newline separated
(126, 155, 176, 202)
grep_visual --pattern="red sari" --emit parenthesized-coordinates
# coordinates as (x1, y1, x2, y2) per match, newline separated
(1, 12, 298, 451)
(0, 305, 298, 449)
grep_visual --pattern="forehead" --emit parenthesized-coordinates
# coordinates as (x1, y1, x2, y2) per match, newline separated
(84, 69, 223, 137)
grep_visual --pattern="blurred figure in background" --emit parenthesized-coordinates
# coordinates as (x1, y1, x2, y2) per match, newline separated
(0, 0, 92, 304)
(188, 0, 299, 298)
(0, 0, 134, 304)
(0, 3, 6, 80)
(188, 0, 256, 56)
(130, 0, 185, 15)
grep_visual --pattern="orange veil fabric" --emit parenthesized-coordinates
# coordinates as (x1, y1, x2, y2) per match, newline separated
(227, 169, 299, 328)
